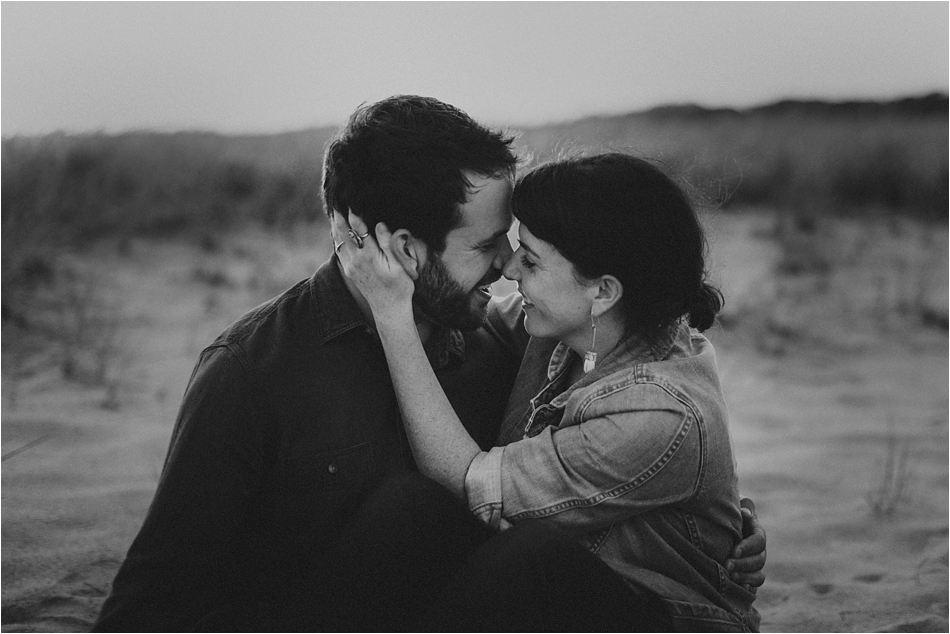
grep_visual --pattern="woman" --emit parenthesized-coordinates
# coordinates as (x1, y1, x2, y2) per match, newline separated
(333, 153, 760, 632)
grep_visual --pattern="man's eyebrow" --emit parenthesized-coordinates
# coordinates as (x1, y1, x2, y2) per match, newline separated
(476, 226, 511, 247)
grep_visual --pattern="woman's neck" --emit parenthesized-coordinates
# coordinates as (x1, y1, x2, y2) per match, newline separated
(563, 311, 625, 383)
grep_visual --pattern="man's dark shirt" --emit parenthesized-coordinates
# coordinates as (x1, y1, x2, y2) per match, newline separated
(94, 258, 527, 631)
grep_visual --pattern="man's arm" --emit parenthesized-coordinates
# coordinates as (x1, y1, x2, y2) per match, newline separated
(726, 497, 767, 590)
(93, 346, 268, 631)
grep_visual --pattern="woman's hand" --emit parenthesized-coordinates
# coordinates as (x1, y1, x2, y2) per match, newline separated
(332, 210, 480, 499)
(331, 210, 415, 327)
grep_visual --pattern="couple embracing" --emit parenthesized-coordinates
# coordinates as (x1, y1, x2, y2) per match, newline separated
(95, 95, 765, 632)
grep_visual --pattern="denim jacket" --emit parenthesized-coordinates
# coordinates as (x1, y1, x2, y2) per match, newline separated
(94, 258, 526, 632)
(470, 322, 760, 632)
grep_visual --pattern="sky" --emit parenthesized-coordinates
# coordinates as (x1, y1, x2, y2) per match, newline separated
(2, 2, 947, 136)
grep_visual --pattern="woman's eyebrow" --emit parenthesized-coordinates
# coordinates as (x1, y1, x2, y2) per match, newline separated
(518, 241, 541, 258)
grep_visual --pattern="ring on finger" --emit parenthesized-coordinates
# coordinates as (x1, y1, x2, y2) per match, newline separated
(347, 229, 365, 249)
(334, 240, 345, 253)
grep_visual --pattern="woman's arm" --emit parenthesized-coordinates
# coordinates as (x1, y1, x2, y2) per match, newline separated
(333, 212, 769, 583)
(374, 315, 481, 498)
(332, 212, 480, 499)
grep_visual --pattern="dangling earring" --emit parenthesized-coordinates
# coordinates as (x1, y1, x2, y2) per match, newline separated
(584, 309, 598, 373)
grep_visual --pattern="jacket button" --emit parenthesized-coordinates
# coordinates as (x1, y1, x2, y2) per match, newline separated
(328, 464, 338, 474)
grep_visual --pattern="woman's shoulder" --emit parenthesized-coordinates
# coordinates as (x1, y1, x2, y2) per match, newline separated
(572, 329, 727, 428)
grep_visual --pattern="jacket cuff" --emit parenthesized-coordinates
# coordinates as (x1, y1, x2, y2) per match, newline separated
(465, 447, 506, 531)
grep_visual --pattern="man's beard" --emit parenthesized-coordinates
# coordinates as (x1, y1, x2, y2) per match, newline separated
(413, 256, 492, 332)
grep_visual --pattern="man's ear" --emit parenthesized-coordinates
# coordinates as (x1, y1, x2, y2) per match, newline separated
(591, 275, 623, 317)
(388, 228, 428, 281)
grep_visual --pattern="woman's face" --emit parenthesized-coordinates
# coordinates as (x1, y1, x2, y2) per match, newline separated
(503, 223, 597, 347)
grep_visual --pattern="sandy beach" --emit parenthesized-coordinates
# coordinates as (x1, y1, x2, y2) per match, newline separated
(2, 214, 947, 632)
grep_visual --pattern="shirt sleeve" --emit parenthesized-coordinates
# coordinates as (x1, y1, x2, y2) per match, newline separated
(473, 387, 704, 536)
(93, 345, 267, 632)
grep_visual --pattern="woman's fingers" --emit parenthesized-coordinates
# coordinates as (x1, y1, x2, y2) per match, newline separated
(375, 222, 393, 256)
(330, 211, 353, 260)
(330, 209, 350, 242)
(347, 210, 369, 236)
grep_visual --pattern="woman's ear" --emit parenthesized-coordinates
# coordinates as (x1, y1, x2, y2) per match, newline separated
(389, 228, 428, 281)
(591, 275, 623, 317)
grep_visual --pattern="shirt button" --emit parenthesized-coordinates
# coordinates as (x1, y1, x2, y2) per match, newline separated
(328, 464, 338, 474)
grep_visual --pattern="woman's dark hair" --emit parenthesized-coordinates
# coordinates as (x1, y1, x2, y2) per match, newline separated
(323, 95, 518, 253)
(511, 152, 722, 344)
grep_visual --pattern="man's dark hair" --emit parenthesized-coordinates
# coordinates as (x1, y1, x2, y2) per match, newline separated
(323, 95, 518, 253)
(512, 152, 723, 346)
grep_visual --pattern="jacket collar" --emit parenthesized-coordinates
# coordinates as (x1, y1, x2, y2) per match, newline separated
(309, 256, 465, 369)
(522, 323, 683, 438)
(542, 322, 684, 407)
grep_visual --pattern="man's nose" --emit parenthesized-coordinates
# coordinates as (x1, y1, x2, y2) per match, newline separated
(502, 249, 519, 281)
(493, 236, 513, 271)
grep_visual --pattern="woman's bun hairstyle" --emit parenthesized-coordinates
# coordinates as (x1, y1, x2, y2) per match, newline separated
(685, 283, 724, 332)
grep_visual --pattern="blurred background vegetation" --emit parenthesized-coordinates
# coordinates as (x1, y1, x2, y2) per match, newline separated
(522, 93, 947, 220)
(2, 93, 947, 391)
(3, 93, 945, 253)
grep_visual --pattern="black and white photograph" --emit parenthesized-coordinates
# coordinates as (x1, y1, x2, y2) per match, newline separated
(2, 2, 947, 632)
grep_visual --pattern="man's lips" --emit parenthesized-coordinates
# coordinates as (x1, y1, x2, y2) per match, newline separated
(475, 272, 502, 296)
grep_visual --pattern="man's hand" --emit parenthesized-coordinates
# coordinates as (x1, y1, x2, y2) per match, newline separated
(726, 497, 766, 592)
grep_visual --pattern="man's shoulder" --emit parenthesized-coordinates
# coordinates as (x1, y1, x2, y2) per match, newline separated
(211, 276, 313, 350)
(214, 257, 357, 339)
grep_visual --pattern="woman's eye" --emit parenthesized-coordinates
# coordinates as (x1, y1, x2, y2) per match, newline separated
(519, 254, 536, 269)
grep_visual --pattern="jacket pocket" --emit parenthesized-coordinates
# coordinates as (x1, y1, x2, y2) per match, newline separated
(281, 440, 379, 493)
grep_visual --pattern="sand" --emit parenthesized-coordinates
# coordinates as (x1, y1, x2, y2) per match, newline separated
(2, 215, 947, 632)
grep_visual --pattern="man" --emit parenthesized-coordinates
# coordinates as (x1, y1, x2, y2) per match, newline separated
(94, 95, 764, 631)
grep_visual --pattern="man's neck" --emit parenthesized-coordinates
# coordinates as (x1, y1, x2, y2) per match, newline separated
(336, 258, 434, 344)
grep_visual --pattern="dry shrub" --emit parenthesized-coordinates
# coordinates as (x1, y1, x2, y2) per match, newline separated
(718, 210, 947, 356)
(866, 414, 914, 517)
(2, 253, 133, 409)
(1, 129, 330, 245)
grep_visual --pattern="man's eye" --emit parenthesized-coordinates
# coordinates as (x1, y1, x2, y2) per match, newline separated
(520, 255, 536, 269)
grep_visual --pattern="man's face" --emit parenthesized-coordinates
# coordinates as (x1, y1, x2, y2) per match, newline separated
(413, 172, 514, 331)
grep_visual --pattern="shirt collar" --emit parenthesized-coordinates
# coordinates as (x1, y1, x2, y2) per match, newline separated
(423, 325, 467, 370)
(310, 256, 466, 368)
(309, 257, 374, 345)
